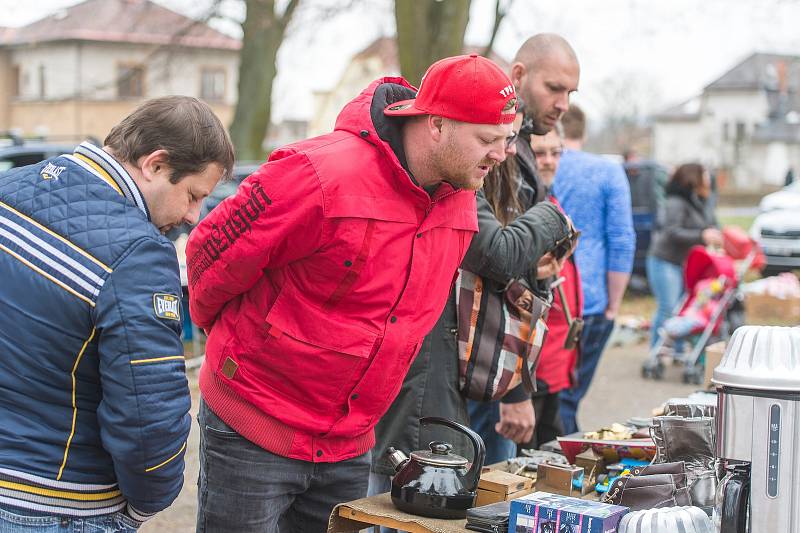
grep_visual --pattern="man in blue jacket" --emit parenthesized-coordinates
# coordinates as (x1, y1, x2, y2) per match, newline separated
(552, 104, 636, 434)
(0, 96, 233, 530)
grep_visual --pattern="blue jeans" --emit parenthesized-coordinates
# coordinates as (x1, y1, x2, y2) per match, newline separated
(559, 313, 615, 434)
(646, 255, 685, 347)
(467, 400, 517, 464)
(196, 399, 370, 533)
(366, 473, 396, 533)
(0, 506, 138, 532)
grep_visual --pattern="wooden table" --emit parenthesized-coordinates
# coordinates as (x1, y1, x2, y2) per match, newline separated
(328, 493, 469, 533)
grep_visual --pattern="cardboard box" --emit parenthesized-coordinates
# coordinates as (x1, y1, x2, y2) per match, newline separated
(475, 468, 535, 506)
(509, 492, 628, 533)
(535, 462, 584, 497)
(745, 292, 800, 324)
(704, 341, 726, 390)
(573, 449, 605, 491)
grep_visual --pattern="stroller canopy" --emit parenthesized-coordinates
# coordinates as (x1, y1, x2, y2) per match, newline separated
(684, 246, 737, 293)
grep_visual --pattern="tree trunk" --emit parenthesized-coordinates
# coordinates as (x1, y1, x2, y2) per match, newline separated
(228, 0, 299, 161)
(394, 0, 471, 86)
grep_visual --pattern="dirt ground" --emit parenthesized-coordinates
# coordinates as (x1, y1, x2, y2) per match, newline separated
(142, 329, 698, 532)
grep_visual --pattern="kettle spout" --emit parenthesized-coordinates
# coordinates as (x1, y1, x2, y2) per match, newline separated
(386, 447, 409, 472)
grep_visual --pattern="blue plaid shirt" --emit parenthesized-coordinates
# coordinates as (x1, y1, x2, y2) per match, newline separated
(552, 149, 636, 315)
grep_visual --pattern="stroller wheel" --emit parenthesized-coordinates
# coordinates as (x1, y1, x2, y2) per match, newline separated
(642, 361, 665, 380)
(682, 366, 703, 385)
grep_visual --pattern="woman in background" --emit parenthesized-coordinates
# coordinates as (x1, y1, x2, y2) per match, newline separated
(646, 163, 723, 347)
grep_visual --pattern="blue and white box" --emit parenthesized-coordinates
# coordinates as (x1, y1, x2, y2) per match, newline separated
(509, 491, 628, 533)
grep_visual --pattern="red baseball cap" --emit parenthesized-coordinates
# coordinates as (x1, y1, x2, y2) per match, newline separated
(384, 54, 517, 125)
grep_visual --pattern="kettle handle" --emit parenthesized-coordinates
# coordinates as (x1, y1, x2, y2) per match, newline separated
(420, 416, 486, 492)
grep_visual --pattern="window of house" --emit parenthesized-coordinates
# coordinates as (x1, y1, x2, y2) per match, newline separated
(722, 121, 729, 141)
(735, 121, 746, 141)
(117, 64, 145, 98)
(11, 66, 20, 97)
(38, 65, 45, 99)
(200, 68, 226, 102)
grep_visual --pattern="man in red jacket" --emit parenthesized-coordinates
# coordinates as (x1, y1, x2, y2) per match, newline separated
(187, 54, 518, 532)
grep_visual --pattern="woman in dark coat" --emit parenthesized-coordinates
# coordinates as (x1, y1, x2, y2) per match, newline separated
(646, 163, 723, 347)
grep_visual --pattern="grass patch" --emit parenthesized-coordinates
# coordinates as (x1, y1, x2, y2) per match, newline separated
(718, 214, 756, 231)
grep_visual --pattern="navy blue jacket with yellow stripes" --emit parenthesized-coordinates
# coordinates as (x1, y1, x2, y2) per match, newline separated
(0, 142, 190, 523)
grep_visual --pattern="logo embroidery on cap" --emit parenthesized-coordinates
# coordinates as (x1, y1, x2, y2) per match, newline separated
(499, 85, 515, 98)
(502, 97, 518, 113)
(153, 293, 180, 321)
(40, 163, 66, 180)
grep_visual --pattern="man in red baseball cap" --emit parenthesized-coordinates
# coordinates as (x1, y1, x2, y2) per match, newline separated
(189, 54, 518, 532)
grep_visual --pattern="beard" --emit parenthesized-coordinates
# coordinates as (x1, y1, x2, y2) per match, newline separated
(431, 136, 492, 191)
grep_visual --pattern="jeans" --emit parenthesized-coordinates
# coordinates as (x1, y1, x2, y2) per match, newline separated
(646, 255, 685, 347)
(559, 313, 615, 434)
(0, 506, 138, 532)
(366, 473, 396, 533)
(196, 399, 370, 533)
(467, 400, 516, 464)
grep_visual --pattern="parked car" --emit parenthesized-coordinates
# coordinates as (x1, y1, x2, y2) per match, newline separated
(0, 135, 79, 172)
(758, 181, 800, 212)
(751, 209, 800, 275)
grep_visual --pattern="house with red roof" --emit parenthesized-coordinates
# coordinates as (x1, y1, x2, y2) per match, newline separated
(0, 0, 240, 141)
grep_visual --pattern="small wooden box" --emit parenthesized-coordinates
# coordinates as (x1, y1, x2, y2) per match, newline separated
(535, 462, 584, 497)
(475, 469, 535, 507)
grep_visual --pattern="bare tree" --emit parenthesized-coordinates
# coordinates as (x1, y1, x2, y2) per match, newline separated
(482, 0, 514, 57)
(394, 0, 471, 85)
(228, 0, 300, 161)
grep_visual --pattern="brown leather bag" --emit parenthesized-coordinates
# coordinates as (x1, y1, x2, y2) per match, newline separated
(604, 462, 692, 511)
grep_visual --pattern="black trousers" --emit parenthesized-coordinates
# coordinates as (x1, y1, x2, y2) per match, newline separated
(520, 392, 564, 451)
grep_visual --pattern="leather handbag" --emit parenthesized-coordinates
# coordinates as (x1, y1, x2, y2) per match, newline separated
(604, 473, 692, 511)
(455, 270, 550, 402)
(465, 500, 509, 533)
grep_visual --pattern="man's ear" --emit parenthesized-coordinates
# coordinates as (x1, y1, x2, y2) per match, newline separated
(138, 149, 170, 183)
(510, 62, 526, 88)
(428, 115, 445, 142)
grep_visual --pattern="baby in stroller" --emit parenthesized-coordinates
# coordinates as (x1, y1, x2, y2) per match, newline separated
(642, 230, 762, 383)
(660, 276, 729, 343)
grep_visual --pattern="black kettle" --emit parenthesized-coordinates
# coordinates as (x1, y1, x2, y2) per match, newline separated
(386, 416, 486, 519)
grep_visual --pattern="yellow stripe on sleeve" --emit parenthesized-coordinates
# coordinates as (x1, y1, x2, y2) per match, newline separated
(145, 441, 187, 473)
(130, 355, 186, 365)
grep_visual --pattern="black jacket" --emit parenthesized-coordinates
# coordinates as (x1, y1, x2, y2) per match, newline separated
(648, 193, 717, 266)
(371, 177, 569, 475)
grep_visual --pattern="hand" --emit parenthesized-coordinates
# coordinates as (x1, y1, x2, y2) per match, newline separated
(536, 252, 564, 279)
(496, 400, 535, 444)
(702, 228, 724, 247)
(604, 307, 618, 321)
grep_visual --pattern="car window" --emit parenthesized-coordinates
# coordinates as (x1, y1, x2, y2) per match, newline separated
(4, 153, 48, 168)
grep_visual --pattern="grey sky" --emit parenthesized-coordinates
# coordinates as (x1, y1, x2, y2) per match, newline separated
(2, 0, 799, 124)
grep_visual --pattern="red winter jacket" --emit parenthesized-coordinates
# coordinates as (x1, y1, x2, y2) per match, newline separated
(536, 197, 583, 393)
(186, 77, 478, 462)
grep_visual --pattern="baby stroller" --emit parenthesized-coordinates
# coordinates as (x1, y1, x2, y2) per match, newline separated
(642, 229, 762, 384)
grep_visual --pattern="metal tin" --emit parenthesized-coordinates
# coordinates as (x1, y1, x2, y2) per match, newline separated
(712, 326, 800, 391)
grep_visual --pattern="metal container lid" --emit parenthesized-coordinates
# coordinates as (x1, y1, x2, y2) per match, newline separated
(410, 442, 468, 467)
(712, 326, 800, 391)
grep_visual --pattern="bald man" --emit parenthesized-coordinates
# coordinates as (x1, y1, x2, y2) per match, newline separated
(509, 33, 580, 203)
(464, 34, 582, 457)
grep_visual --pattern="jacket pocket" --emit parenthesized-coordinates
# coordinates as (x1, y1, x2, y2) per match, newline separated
(246, 286, 380, 419)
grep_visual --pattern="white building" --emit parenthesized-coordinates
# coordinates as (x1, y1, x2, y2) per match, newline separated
(653, 53, 800, 189)
(0, 0, 240, 140)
